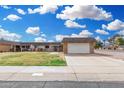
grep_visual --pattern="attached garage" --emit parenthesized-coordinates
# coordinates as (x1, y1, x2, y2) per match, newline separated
(68, 43, 90, 53)
(62, 38, 96, 54)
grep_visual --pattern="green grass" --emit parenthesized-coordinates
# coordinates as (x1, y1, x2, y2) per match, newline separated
(0, 52, 66, 66)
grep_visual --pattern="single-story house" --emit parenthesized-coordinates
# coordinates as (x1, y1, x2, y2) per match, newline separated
(0, 42, 12, 52)
(0, 37, 96, 54)
(0, 40, 16, 52)
(62, 37, 96, 54)
(0, 42, 63, 52)
(20, 42, 63, 52)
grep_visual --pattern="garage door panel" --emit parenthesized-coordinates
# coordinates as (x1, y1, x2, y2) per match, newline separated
(68, 43, 90, 53)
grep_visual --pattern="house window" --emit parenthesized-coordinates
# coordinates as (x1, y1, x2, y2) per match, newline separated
(45, 45, 49, 48)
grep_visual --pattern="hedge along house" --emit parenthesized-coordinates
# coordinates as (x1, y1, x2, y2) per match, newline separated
(62, 37, 96, 54)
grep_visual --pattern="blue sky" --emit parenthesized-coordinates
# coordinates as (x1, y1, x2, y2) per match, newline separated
(0, 5, 124, 42)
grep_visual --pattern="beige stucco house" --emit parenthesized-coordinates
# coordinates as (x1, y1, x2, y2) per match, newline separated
(0, 37, 96, 54)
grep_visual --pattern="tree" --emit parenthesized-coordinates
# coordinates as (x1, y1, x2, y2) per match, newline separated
(115, 37, 124, 45)
(94, 41, 103, 49)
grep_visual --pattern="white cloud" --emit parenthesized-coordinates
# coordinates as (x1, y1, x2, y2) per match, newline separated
(28, 8, 33, 14)
(28, 5, 58, 14)
(64, 20, 86, 28)
(1, 5, 11, 9)
(105, 41, 110, 46)
(103, 19, 124, 30)
(34, 37, 46, 42)
(26, 27, 40, 35)
(56, 5, 112, 21)
(55, 34, 69, 41)
(3, 14, 21, 21)
(95, 36, 103, 42)
(118, 30, 124, 35)
(55, 30, 93, 41)
(102, 24, 107, 29)
(71, 33, 79, 37)
(40, 33, 46, 37)
(79, 30, 93, 37)
(0, 28, 21, 41)
(16, 8, 26, 15)
(95, 29, 109, 35)
(48, 40, 54, 42)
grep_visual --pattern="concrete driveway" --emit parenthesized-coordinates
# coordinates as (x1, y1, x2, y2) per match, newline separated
(65, 54, 124, 81)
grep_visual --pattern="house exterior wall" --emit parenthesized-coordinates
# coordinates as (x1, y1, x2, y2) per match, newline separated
(63, 42, 67, 54)
(89, 42, 95, 53)
(0, 44, 12, 52)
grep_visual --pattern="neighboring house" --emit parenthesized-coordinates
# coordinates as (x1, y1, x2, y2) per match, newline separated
(108, 34, 124, 44)
(62, 37, 96, 54)
(0, 37, 96, 54)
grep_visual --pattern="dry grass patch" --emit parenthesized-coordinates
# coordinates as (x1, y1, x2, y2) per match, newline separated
(0, 52, 66, 66)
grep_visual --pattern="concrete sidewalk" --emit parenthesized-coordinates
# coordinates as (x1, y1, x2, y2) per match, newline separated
(0, 66, 76, 81)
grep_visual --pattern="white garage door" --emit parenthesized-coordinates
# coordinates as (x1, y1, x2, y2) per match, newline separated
(68, 43, 90, 53)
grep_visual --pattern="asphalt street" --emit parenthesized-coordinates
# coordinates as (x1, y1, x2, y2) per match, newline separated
(0, 81, 124, 88)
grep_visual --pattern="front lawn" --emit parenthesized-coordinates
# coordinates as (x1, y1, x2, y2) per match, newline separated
(0, 52, 66, 66)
